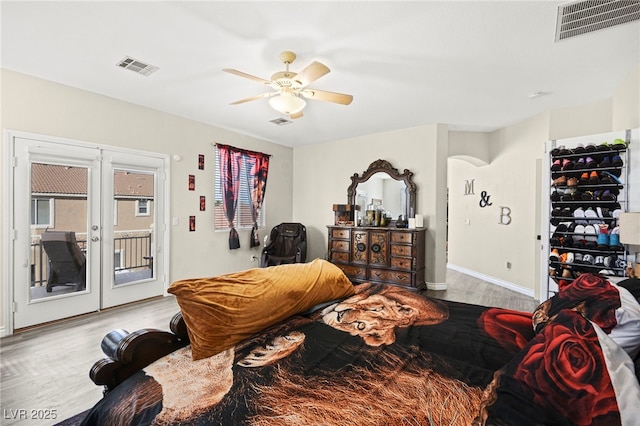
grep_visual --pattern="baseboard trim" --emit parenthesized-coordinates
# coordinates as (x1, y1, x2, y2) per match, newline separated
(447, 264, 535, 298)
(426, 282, 448, 290)
(0, 326, 6, 338)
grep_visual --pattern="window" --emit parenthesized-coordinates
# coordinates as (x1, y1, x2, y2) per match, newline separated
(31, 198, 53, 227)
(214, 147, 265, 230)
(136, 199, 150, 216)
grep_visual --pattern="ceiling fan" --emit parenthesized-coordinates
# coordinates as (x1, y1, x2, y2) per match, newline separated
(223, 51, 353, 119)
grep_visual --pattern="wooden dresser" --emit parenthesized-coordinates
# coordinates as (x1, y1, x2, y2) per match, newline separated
(327, 225, 426, 290)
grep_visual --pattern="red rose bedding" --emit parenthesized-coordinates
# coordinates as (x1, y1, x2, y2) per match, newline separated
(79, 280, 640, 426)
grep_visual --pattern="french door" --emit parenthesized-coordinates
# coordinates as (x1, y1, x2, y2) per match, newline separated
(8, 132, 167, 330)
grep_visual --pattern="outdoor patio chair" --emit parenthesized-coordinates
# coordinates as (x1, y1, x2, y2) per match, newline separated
(41, 231, 87, 292)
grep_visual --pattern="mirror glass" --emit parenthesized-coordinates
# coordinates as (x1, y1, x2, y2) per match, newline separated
(347, 159, 416, 225)
(355, 173, 407, 219)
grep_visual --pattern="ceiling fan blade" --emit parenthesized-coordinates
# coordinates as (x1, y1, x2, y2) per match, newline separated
(223, 68, 271, 85)
(229, 93, 273, 105)
(296, 61, 330, 87)
(301, 89, 353, 105)
(289, 111, 304, 120)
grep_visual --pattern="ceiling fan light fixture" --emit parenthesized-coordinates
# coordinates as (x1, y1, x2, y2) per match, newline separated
(268, 94, 306, 115)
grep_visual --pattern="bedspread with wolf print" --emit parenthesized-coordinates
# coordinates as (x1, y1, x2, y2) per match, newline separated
(80, 282, 639, 426)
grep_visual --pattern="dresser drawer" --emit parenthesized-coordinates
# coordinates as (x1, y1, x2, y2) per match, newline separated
(369, 268, 412, 285)
(390, 245, 413, 257)
(330, 251, 350, 263)
(390, 257, 413, 270)
(332, 228, 351, 239)
(391, 232, 414, 244)
(331, 240, 350, 251)
(337, 264, 367, 280)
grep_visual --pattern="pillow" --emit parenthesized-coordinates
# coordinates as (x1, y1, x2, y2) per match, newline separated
(532, 273, 640, 359)
(168, 258, 355, 360)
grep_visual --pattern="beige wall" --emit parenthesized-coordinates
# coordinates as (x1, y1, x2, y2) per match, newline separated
(1, 69, 294, 332)
(292, 124, 449, 285)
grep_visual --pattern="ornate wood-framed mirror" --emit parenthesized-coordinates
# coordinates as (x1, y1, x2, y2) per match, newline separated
(347, 159, 416, 221)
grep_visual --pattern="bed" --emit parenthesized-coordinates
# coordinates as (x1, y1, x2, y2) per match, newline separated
(79, 259, 640, 425)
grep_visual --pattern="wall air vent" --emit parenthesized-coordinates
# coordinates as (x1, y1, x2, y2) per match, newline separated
(555, 0, 640, 41)
(269, 118, 293, 126)
(116, 56, 159, 76)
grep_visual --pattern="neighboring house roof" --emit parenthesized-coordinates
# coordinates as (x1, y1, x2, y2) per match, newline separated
(31, 163, 154, 198)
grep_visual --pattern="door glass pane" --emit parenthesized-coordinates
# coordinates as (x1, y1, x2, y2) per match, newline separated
(30, 163, 88, 301)
(113, 169, 154, 286)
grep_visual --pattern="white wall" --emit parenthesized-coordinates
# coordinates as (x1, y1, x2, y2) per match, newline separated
(1, 69, 294, 332)
(292, 124, 449, 286)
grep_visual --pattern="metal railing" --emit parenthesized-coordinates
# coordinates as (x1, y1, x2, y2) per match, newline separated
(31, 233, 152, 286)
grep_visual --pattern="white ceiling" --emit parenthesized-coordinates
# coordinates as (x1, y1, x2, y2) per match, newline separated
(2, 1, 639, 148)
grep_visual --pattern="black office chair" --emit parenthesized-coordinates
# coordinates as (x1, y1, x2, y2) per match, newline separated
(41, 231, 87, 292)
(260, 223, 307, 267)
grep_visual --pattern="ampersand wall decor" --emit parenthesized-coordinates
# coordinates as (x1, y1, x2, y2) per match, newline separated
(479, 191, 492, 208)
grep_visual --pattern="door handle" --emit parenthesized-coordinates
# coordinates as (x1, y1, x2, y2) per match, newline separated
(91, 236, 100, 242)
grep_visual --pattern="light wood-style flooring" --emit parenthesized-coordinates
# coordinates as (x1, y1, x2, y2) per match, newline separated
(0, 269, 538, 425)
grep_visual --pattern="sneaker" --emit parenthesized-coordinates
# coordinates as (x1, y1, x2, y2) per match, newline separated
(573, 207, 587, 225)
(550, 190, 561, 201)
(585, 143, 596, 152)
(549, 248, 561, 261)
(609, 226, 623, 250)
(597, 225, 610, 250)
(601, 190, 617, 201)
(612, 154, 623, 167)
(573, 224, 585, 234)
(582, 254, 595, 265)
(588, 171, 600, 184)
(585, 156, 597, 168)
(551, 145, 566, 156)
(572, 253, 582, 264)
(552, 175, 567, 186)
(562, 159, 574, 171)
(602, 171, 622, 185)
(551, 159, 563, 171)
(567, 177, 578, 187)
(611, 138, 626, 150)
(572, 143, 585, 154)
(579, 172, 590, 184)
(594, 256, 605, 267)
(598, 156, 611, 168)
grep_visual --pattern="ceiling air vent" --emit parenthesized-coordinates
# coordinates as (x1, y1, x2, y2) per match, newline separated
(116, 56, 159, 76)
(270, 118, 293, 126)
(555, 0, 640, 41)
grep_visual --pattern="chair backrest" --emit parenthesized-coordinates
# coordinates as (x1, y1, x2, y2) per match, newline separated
(261, 223, 307, 267)
(41, 231, 86, 283)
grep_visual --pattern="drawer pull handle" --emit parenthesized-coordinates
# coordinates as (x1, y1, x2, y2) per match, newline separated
(356, 242, 366, 252)
(371, 244, 381, 253)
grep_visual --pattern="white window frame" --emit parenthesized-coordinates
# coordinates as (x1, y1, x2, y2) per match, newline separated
(135, 199, 150, 217)
(31, 197, 54, 228)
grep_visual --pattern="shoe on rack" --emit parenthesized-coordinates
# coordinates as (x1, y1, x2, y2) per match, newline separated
(552, 175, 567, 186)
(549, 248, 561, 261)
(579, 172, 590, 184)
(602, 171, 622, 185)
(572, 143, 585, 154)
(609, 227, 623, 250)
(588, 171, 600, 184)
(575, 157, 586, 169)
(585, 156, 597, 168)
(612, 154, 623, 167)
(567, 177, 578, 187)
(551, 159, 563, 171)
(601, 190, 617, 201)
(597, 225, 610, 250)
(572, 253, 582, 264)
(599, 269, 616, 276)
(611, 138, 626, 150)
(597, 142, 610, 152)
(581, 191, 593, 201)
(582, 254, 595, 265)
(598, 157, 611, 168)
(573, 207, 587, 225)
(585, 143, 596, 152)
(584, 207, 599, 222)
(562, 159, 574, 171)
(551, 145, 566, 156)
(594, 256, 605, 267)
(551, 190, 561, 201)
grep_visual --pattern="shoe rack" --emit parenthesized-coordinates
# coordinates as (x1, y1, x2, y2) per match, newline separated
(546, 132, 630, 298)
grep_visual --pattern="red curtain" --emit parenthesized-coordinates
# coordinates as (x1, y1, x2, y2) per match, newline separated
(217, 144, 270, 250)
(244, 151, 270, 247)
(218, 144, 243, 249)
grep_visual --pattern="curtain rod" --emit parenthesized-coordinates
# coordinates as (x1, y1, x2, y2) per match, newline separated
(212, 142, 272, 158)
